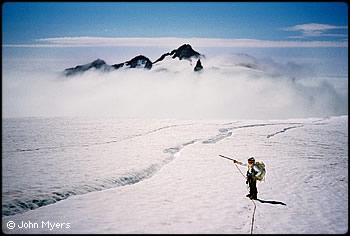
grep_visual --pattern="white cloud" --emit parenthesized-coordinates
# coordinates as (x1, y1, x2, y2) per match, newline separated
(3, 53, 347, 119)
(2, 37, 348, 48)
(281, 23, 348, 38)
(284, 23, 347, 31)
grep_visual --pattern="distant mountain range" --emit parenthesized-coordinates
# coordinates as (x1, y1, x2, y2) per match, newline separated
(63, 44, 203, 77)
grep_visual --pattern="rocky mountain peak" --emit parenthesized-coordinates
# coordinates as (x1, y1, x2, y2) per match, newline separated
(125, 55, 152, 69)
(153, 44, 201, 64)
(90, 59, 107, 68)
(172, 44, 201, 60)
(194, 59, 203, 72)
(63, 44, 202, 77)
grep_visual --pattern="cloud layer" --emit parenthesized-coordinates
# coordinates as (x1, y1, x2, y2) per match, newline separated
(3, 53, 348, 119)
(3, 36, 348, 48)
(281, 23, 348, 38)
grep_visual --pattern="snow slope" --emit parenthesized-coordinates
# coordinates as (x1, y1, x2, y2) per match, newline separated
(2, 116, 348, 234)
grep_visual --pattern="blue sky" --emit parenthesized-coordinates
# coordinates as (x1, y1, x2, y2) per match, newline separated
(2, 2, 348, 75)
(2, 2, 348, 43)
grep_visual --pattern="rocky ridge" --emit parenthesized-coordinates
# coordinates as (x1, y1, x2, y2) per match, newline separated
(63, 44, 203, 76)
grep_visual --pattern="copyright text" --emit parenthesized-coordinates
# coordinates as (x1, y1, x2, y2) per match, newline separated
(6, 220, 70, 231)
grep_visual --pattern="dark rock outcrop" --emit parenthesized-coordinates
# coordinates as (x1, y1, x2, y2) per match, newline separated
(63, 59, 109, 76)
(63, 44, 202, 77)
(153, 51, 176, 64)
(172, 44, 201, 60)
(125, 55, 152, 69)
(112, 55, 152, 70)
(112, 63, 124, 70)
(194, 59, 203, 72)
(64, 55, 152, 77)
(153, 44, 201, 64)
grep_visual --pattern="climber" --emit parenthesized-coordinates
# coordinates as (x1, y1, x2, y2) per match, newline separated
(233, 157, 265, 200)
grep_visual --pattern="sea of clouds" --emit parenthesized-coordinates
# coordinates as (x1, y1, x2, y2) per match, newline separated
(2, 53, 348, 119)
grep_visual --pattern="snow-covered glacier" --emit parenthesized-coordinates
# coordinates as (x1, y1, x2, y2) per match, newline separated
(2, 115, 348, 233)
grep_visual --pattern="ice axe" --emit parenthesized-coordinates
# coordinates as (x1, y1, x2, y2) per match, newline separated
(219, 154, 246, 179)
(219, 154, 235, 161)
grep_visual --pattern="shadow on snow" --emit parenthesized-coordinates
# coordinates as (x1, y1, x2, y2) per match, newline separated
(256, 198, 287, 206)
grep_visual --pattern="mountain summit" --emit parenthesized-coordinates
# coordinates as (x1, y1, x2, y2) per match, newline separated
(63, 44, 203, 77)
(64, 59, 109, 77)
(172, 44, 201, 60)
(153, 44, 201, 64)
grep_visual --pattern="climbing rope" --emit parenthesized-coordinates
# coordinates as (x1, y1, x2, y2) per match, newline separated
(250, 199, 256, 234)
(233, 162, 256, 234)
(234, 163, 247, 179)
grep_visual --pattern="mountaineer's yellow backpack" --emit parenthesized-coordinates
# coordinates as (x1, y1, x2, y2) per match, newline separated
(255, 161, 266, 181)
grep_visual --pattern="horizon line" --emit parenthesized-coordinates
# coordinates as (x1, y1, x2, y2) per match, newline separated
(3, 37, 348, 48)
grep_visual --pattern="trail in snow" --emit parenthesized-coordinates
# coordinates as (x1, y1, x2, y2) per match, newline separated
(204, 118, 331, 144)
(266, 118, 330, 139)
(202, 122, 301, 145)
(202, 132, 233, 144)
(7, 123, 195, 154)
(266, 125, 304, 139)
(2, 130, 200, 217)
